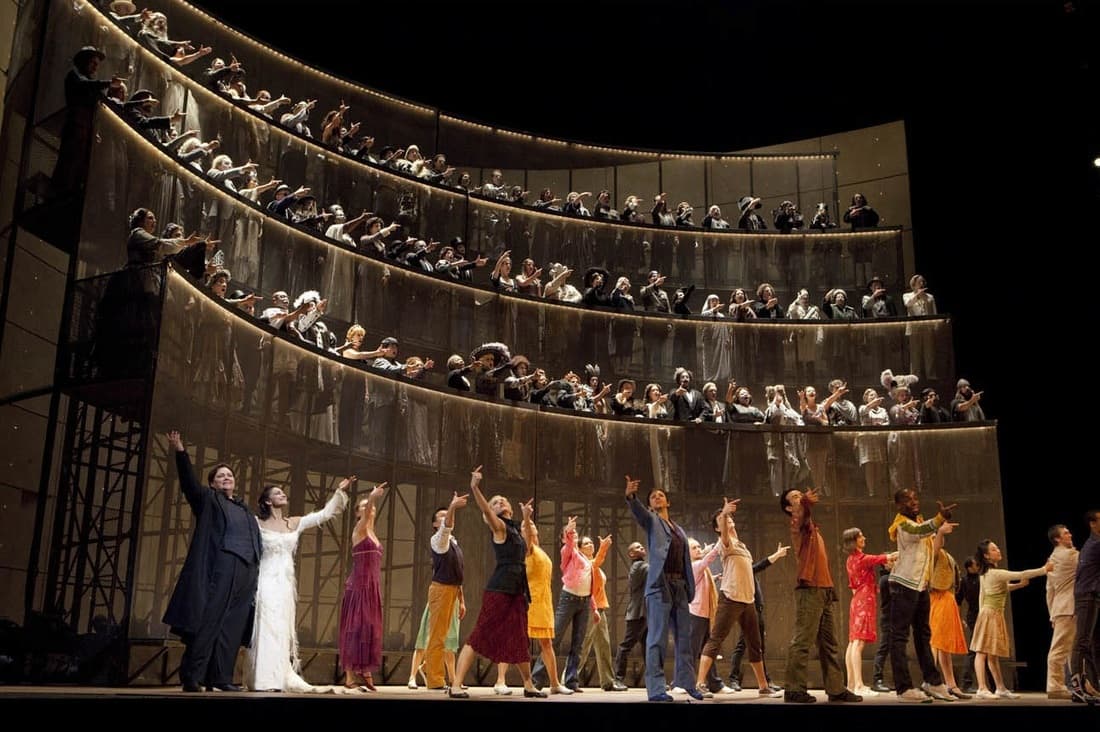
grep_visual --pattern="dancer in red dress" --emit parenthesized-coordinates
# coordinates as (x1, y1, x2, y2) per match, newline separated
(339, 481, 387, 691)
(843, 527, 896, 695)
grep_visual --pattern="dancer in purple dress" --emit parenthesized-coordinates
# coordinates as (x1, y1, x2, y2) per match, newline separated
(339, 481, 387, 691)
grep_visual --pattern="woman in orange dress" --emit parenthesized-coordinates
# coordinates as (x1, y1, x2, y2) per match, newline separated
(928, 521, 970, 699)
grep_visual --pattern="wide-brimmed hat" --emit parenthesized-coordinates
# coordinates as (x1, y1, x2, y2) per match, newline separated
(109, 0, 137, 14)
(124, 89, 158, 106)
(73, 46, 106, 68)
(509, 355, 530, 370)
(583, 267, 610, 289)
(470, 341, 511, 366)
(738, 196, 762, 213)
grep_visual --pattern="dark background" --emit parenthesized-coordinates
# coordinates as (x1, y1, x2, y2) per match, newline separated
(193, 0, 1097, 690)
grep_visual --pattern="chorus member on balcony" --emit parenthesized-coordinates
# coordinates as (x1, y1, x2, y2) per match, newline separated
(779, 488, 861, 704)
(811, 202, 838, 229)
(543, 263, 582, 302)
(514, 259, 542, 297)
(576, 534, 624, 691)
(359, 216, 402, 257)
(844, 193, 880, 229)
(645, 383, 672, 420)
(621, 195, 643, 223)
(530, 512, 598, 691)
(503, 356, 538, 401)
(885, 490, 957, 703)
(903, 274, 938, 378)
(951, 379, 985, 422)
(582, 268, 611, 307)
(651, 193, 675, 227)
(856, 389, 889, 497)
(126, 208, 211, 282)
(402, 239, 440, 273)
(436, 244, 486, 281)
(338, 481, 387, 691)
(335, 326, 385, 448)
(843, 527, 895, 696)
(481, 169, 509, 200)
(727, 385, 765, 423)
(699, 499, 783, 697)
(123, 90, 185, 144)
(325, 205, 369, 247)
(449, 468, 546, 698)
(445, 355, 476, 392)
(207, 155, 257, 193)
(238, 169, 277, 204)
(752, 283, 785, 320)
(249, 89, 290, 119)
(247, 478, 350, 692)
(787, 289, 823, 383)
(139, 12, 211, 66)
(267, 184, 308, 218)
(532, 188, 562, 211)
(928, 522, 971, 699)
(822, 288, 859, 319)
(280, 99, 316, 138)
(702, 205, 730, 229)
(697, 382, 727, 423)
(773, 200, 804, 234)
(561, 191, 591, 217)
(624, 476, 700, 702)
(970, 540, 1052, 699)
(640, 270, 671, 312)
(54, 46, 124, 193)
(917, 388, 950, 423)
(668, 368, 703, 422)
(737, 196, 767, 230)
(675, 202, 695, 227)
(672, 284, 695, 314)
(593, 190, 614, 218)
(163, 430, 262, 693)
(421, 154, 456, 184)
(522, 507, 574, 696)
(490, 250, 518, 293)
(825, 380, 857, 426)
(861, 276, 898, 318)
(764, 385, 811, 496)
(728, 288, 757, 321)
(610, 379, 644, 417)
(889, 385, 919, 424)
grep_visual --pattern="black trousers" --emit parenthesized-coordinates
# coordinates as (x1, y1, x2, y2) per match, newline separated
(614, 617, 648, 682)
(689, 614, 722, 690)
(1071, 591, 1100, 685)
(180, 551, 258, 686)
(888, 583, 942, 694)
(873, 584, 893, 682)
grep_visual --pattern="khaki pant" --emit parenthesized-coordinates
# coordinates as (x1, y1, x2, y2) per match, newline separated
(1048, 615, 1075, 692)
(578, 610, 616, 687)
(786, 586, 846, 695)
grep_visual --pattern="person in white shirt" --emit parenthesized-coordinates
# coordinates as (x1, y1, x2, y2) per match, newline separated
(1046, 524, 1079, 699)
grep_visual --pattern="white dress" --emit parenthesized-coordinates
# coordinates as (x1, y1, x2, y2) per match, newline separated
(246, 490, 348, 692)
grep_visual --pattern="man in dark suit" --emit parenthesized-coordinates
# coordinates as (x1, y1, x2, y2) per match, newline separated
(162, 430, 261, 692)
(614, 541, 648, 686)
(668, 367, 704, 422)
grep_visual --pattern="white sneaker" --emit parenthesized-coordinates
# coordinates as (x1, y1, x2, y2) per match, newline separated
(975, 688, 997, 700)
(922, 682, 956, 702)
(718, 685, 738, 694)
(995, 689, 1020, 700)
(493, 684, 513, 695)
(551, 685, 575, 695)
(757, 687, 783, 698)
(407, 679, 418, 689)
(853, 685, 878, 697)
(670, 686, 687, 695)
(898, 688, 933, 703)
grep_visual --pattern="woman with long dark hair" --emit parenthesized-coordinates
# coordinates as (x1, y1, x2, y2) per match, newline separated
(246, 477, 352, 691)
(339, 481, 389, 691)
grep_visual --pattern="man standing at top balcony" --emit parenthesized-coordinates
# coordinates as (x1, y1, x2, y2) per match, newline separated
(53, 46, 124, 194)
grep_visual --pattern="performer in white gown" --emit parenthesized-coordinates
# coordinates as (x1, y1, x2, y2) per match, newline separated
(246, 476, 352, 692)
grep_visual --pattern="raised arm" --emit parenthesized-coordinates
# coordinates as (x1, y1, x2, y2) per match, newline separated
(624, 475, 652, 529)
(468, 465, 506, 539)
(718, 497, 740, 547)
(298, 475, 353, 532)
(754, 541, 791, 572)
(359, 482, 387, 535)
(592, 534, 612, 571)
(519, 498, 537, 552)
(167, 430, 208, 513)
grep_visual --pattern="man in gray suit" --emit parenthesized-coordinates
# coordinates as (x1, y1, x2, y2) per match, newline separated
(614, 541, 648, 687)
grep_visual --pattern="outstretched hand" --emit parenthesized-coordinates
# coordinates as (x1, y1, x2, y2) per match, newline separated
(599, 534, 613, 549)
(936, 500, 958, 519)
(450, 491, 469, 510)
(520, 497, 534, 521)
(337, 475, 357, 492)
(470, 464, 483, 489)
(369, 482, 387, 500)
(167, 430, 184, 452)
(939, 521, 959, 535)
(771, 542, 791, 561)
(722, 496, 740, 515)
(624, 474, 640, 498)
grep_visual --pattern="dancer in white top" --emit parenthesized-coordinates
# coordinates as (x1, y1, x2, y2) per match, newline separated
(246, 476, 352, 691)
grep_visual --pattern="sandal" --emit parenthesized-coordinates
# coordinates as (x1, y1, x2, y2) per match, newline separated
(362, 673, 377, 692)
(447, 687, 470, 699)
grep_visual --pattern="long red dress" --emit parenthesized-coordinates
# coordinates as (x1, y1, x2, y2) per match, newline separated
(846, 550, 888, 642)
(339, 536, 383, 673)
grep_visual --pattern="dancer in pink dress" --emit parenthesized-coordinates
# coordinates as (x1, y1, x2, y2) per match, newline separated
(339, 481, 387, 691)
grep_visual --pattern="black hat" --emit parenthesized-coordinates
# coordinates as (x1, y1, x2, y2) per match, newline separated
(449, 236, 463, 247)
(228, 289, 248, 301)
(583, 267, 610, 289)
(381, 336, 399, 347)
(73, 46, 106, 68)
(124, 89, 158, 106)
